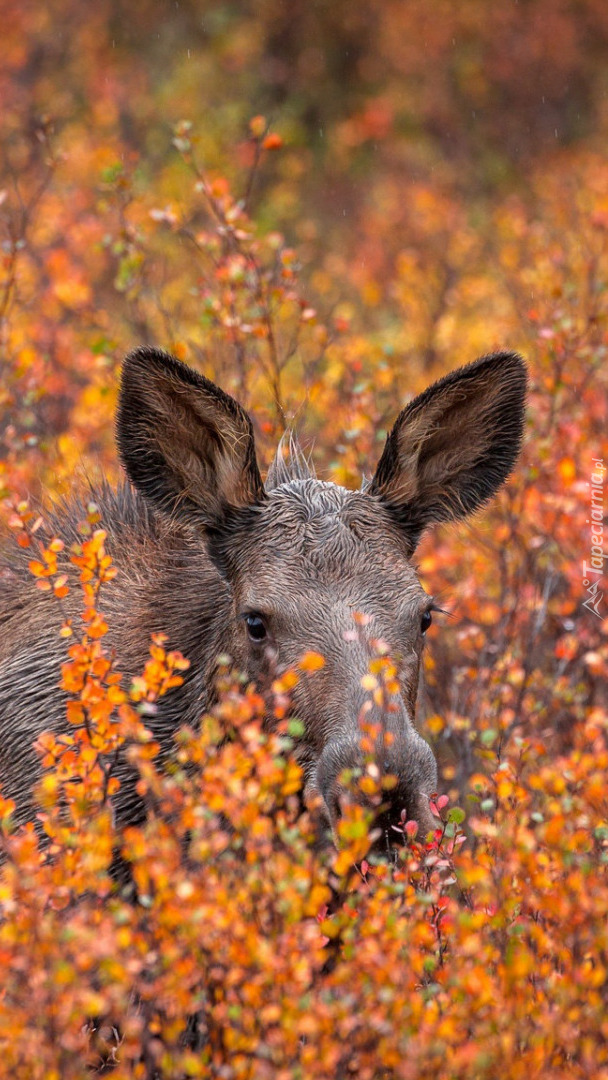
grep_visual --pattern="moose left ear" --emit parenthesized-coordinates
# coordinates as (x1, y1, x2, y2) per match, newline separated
(368, 351, 527, 550)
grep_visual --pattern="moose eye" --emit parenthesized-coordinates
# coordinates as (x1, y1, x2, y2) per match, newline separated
(420, 609, 433, 634)
(245, 614, 268, 643)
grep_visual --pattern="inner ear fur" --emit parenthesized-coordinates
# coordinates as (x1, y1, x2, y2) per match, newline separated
(117, 346, 265, 527)
(369, 351, 527, 547)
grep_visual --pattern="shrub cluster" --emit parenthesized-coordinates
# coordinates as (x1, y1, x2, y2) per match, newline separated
(0, 526, 606, 1078)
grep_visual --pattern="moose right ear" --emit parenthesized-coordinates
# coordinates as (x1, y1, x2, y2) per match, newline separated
(117, 347, 265, 528)
(369, 351, 527, 551)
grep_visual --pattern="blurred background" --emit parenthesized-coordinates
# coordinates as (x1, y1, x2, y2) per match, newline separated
(1, 0, 607, 800)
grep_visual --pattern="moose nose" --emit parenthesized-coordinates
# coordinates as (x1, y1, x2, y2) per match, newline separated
(312, 728, 437, 848)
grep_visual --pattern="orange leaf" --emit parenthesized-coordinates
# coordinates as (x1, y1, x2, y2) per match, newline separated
(263, 133, 283, 151)
(298, 651, 326, 672)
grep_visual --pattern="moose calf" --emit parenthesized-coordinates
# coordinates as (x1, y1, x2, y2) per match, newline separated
(0, 347, 526, 842)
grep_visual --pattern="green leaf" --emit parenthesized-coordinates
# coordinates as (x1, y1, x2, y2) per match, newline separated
(287, 717, 305, 737)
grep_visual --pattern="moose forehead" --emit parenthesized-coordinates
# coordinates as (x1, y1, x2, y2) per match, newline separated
(229, 479, 425, 612)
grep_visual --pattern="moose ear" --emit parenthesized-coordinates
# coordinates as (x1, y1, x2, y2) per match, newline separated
(117, 347, 265, 528)
(369, 351, 527, 550)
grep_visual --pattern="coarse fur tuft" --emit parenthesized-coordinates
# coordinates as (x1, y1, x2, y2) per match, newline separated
(266, 431, 316, 489)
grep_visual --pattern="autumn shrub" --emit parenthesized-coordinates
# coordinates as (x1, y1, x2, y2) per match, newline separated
(0, 525, 606, 1079)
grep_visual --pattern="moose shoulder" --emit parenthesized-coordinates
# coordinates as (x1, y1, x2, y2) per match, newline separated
(0, 347, 527, 840)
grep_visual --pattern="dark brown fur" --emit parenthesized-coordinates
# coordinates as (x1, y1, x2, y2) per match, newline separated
(0, 347, 527, 841)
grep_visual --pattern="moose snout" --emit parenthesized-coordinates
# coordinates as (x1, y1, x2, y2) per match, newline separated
(310, 725, 438, 850)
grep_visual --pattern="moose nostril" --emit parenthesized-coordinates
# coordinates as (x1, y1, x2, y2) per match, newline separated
(323, 787, 341, 827)
(373, 797, 410, 848)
